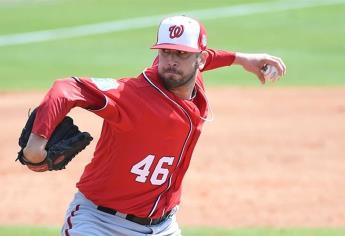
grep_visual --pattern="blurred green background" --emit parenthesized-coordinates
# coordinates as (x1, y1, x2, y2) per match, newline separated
(0, 0, 344, 91)
(1, 0, 345, 235)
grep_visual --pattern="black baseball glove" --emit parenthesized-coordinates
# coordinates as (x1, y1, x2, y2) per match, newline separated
(16, 108, 93, 172)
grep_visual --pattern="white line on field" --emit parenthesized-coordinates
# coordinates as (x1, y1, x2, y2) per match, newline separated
(0, 0, 344, 47)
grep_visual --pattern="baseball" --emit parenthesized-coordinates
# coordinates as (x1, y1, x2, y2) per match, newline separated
(262, 64, 279, 81)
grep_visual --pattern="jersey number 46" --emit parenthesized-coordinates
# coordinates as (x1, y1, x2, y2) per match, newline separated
(130, 155, 174, 186)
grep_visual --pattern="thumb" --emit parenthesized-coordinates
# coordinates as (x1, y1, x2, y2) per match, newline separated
(258, 74, 266, 85)
(254, 70, 265, 85)
(27, 164, 48, 172)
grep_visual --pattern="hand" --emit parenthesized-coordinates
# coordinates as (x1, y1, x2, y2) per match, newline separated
(23, 133, 48, 163)
(234, 52, 287, 84)
(22, 133, 48, 172)
(17, 109, 93, 172)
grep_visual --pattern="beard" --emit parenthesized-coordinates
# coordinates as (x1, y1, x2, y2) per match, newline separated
(158, 64, 198, 90)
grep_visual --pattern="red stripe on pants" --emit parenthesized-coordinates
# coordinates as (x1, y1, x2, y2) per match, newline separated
(64, 204, 80, 236)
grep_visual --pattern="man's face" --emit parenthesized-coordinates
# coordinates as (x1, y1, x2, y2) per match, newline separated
(157, 49, 200, 90)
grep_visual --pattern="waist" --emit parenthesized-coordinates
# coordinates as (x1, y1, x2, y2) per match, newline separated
(97, 205, 174, 226)
(77, 186, 183, 218)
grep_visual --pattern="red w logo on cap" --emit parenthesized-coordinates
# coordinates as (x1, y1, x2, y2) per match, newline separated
(169, 25, 184, 39)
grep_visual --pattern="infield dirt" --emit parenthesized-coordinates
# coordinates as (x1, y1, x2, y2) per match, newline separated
(0, 87, 344, 227)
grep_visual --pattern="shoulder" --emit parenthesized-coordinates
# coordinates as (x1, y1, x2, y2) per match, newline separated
(73, 76, 139, 91)
(70, 72, 153, 94)
(121, 73, 154, 89)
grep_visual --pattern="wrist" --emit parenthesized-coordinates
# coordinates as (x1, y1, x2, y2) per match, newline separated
(233, 52, 247, 66)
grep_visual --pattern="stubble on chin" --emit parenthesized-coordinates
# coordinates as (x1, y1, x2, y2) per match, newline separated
(158, 63, 199, 90)
(158, 71, 181, 90)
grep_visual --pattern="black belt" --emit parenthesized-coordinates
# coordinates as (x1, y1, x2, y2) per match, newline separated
(97, 206, 171, 226)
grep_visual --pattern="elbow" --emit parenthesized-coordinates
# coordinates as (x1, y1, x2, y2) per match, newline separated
(51, 78, 76, 97)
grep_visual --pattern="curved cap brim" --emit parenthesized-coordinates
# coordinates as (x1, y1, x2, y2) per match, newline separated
(151, 43, 201, 53)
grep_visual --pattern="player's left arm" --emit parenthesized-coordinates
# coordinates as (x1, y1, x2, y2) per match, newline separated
(201, 49, 286, 84)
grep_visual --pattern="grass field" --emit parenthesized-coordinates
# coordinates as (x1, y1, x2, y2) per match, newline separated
(0, 0, 344, 90)
(1, 227, 345, 236)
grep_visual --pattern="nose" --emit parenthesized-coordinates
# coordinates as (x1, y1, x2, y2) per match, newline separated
(165, 52, 178, 67)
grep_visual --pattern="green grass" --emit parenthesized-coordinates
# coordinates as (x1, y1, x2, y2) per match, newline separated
(0, 0, 344, 90)
(0, 226, 58, 236)
(184, 228, 345, 236)
(1, 226, 345, 236)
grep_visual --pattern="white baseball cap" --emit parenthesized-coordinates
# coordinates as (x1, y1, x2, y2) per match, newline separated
(151, 15, 207, 53)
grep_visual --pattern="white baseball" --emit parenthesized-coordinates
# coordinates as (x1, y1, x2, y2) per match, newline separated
(262, 64, 279, 81)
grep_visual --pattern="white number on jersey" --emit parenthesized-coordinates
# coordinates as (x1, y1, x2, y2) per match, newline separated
(130, 154, 155, 183)
(130, 155, 174, 186)
(150, 156, 174, 185)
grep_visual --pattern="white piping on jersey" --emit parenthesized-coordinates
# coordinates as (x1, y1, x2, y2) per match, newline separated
(147, 65, 213, 122)
(142, 70, 193, 218)
(88, 95, 109, 112)
(71, 76, 81, 82)
(195, 80, 214, 122)
(189, 88, 197, 100)
(72, 76, 110, 112)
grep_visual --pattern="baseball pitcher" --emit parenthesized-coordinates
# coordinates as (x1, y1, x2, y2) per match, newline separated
(17, 15, 286, 236)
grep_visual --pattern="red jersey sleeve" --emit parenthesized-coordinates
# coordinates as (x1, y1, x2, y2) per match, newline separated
(32, 77, 119, 139)
(202, 49, 236, 72)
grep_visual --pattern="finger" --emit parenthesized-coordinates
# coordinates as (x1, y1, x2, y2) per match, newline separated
(53, 155, 65, 164)
(28, 164, 48, 172)
(264, 59, 284, 77)
(259, 74, 266, 85)
(271, 56, 287, 75)
(260, 56, 284, 77)
(255, 70, 265, 85)
(28, 167, 47, 172)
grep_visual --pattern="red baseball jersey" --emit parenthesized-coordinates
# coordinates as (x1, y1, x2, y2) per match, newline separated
(32, 49, 235, 219)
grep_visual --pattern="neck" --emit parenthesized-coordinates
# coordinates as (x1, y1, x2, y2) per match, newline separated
(169, 77, 196, 100)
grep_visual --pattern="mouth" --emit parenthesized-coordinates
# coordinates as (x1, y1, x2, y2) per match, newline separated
(165, 71, 178, 76)
(164, 68, 180, 75)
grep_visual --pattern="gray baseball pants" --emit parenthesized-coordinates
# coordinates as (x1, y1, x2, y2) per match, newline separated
(61, 191, 181, 236)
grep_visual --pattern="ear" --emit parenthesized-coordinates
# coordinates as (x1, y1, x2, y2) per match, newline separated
(197, 51, 208, 70)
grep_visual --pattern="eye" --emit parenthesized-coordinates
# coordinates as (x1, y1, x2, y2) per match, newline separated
(177, 50, 190, 59)
(177, 50, 186, 55)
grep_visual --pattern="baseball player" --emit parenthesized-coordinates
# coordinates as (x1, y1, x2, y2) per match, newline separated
(20, 15, 286, 236)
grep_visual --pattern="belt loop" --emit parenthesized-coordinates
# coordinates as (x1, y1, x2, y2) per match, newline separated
(116, 211, 127, 219)
(149, 218, 153, 226)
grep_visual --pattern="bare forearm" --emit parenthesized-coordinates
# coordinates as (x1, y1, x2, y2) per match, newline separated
(233, 52, 246, 66)
(232, 52, 286, 84)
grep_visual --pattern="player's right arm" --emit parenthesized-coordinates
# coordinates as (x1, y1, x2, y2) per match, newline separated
(23, 77, 117, 164)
